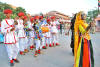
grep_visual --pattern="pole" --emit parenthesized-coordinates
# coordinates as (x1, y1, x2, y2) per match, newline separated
(98, 0, 99, 14)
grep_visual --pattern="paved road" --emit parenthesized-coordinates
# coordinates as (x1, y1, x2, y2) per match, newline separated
(0, 32, 100, 67)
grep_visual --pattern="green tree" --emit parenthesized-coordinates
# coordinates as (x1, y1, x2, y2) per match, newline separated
(0, 2, 13, 12)
(0, 2, 26, 20)
(86, 9, 99, 23)
(13, 7, 26, 15)
(0, 12, 6, 21)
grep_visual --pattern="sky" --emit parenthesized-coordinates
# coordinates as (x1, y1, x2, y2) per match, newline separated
(0, 0, 98, 16)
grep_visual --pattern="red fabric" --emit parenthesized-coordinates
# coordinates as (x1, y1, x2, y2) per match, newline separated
(51, 16, 55, 19)
(30, 46, 33, 49)
(83, 38, 90, 67)
(23, 16, 27, 20)
(42, 46, 46, 48)
(13, 32, 16, 44)
(39, 16, 43, 19)
(5, 19, 14, 28)
(37, 34, 40, 39)
(34, 51, 38, 55)
(34, 16, 36, 20)
(38, 50, 40, 52)
(10, 60, 13, 63)
(46, 43, 48, 47)
(32, 45, 34, 48)
(53, 42, 55, 46)
(49, 44, 52, 47)
(56, 43, 59, 46)
(30, 17, 34, 22)
(47, 19, 50, 22)
(20, 51, 24, 55)
(4, 43, 16, 44)
(0, 23, 1, 27)
(4, 9, 12, 14)
(34, 16, 39, 20)
(18, 12, 25, 17)
(38, 50, 41, 54)
(7, 30, 8, 33)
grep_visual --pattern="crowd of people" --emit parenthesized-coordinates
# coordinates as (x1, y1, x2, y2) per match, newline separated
(0, 8, 95, 67)
(0, 9, 61, 66)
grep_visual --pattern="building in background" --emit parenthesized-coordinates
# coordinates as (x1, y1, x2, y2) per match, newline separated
(47, 11, 71, 29)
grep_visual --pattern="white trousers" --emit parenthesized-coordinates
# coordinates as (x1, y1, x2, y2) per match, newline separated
(5, 42, 19, 60)
(28, 31, 34, 47)
(46, 37, 51, 45)
(28, 37, 34, 46)
(19, 38, 25, 51)
(34, 40, 40, 50)
(24, 37, 29, 49)
(40, 37, 46, 49)
(51, 34, 58, 44)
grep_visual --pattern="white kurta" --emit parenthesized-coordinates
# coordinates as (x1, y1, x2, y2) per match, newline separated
(28, 21, 34, 38)
(40, 22, 47, 48)
(1, 19, 18, 44)
(17, 19, 26, 38)
(45, 24, 51, 38)
(34, 31, 41, 50)
(27, 21, 34, 47)
(50, 21, 58, 33)
(50, 21, 59, 44)
(17, 19, 26, 51)
(45, 24, 51, 45)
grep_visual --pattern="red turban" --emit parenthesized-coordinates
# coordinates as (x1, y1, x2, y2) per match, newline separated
(23, 16, 27, 20)
(18, 12, 25, 17)
(34, 16, 39, 20)
(34, 16, 36, 20)
(51, 16, 55, 19)
(39, 16, 43, 19)
(47, 19, 50, 22)
(4, 9, 12, 14)
(30, 17, 34, 22)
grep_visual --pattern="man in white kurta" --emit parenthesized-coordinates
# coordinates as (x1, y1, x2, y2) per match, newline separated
(40, 19, 47, 49)
(45, 19, 52, 47)
(27, 18, 35, 50)
(1, 9, 19, 66)
(17, 12, 26, 55)
(50, 16, 60, 46)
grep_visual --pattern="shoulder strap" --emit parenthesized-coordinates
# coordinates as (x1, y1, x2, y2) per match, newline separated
(5, 19, 10, 26)
(5, 19, 14, 28)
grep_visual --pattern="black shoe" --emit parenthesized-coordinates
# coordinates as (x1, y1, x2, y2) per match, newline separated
(13, 59, 19, 63)
(10, 63, 14, 67)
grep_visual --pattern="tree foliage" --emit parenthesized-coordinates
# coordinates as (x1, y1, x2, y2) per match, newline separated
(0, 2, 26, 21)
(0, 2, 13, 12)
(86, 9, 99, 23)
(0, 12, 6, 21)
(13, 7, 26, 15)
